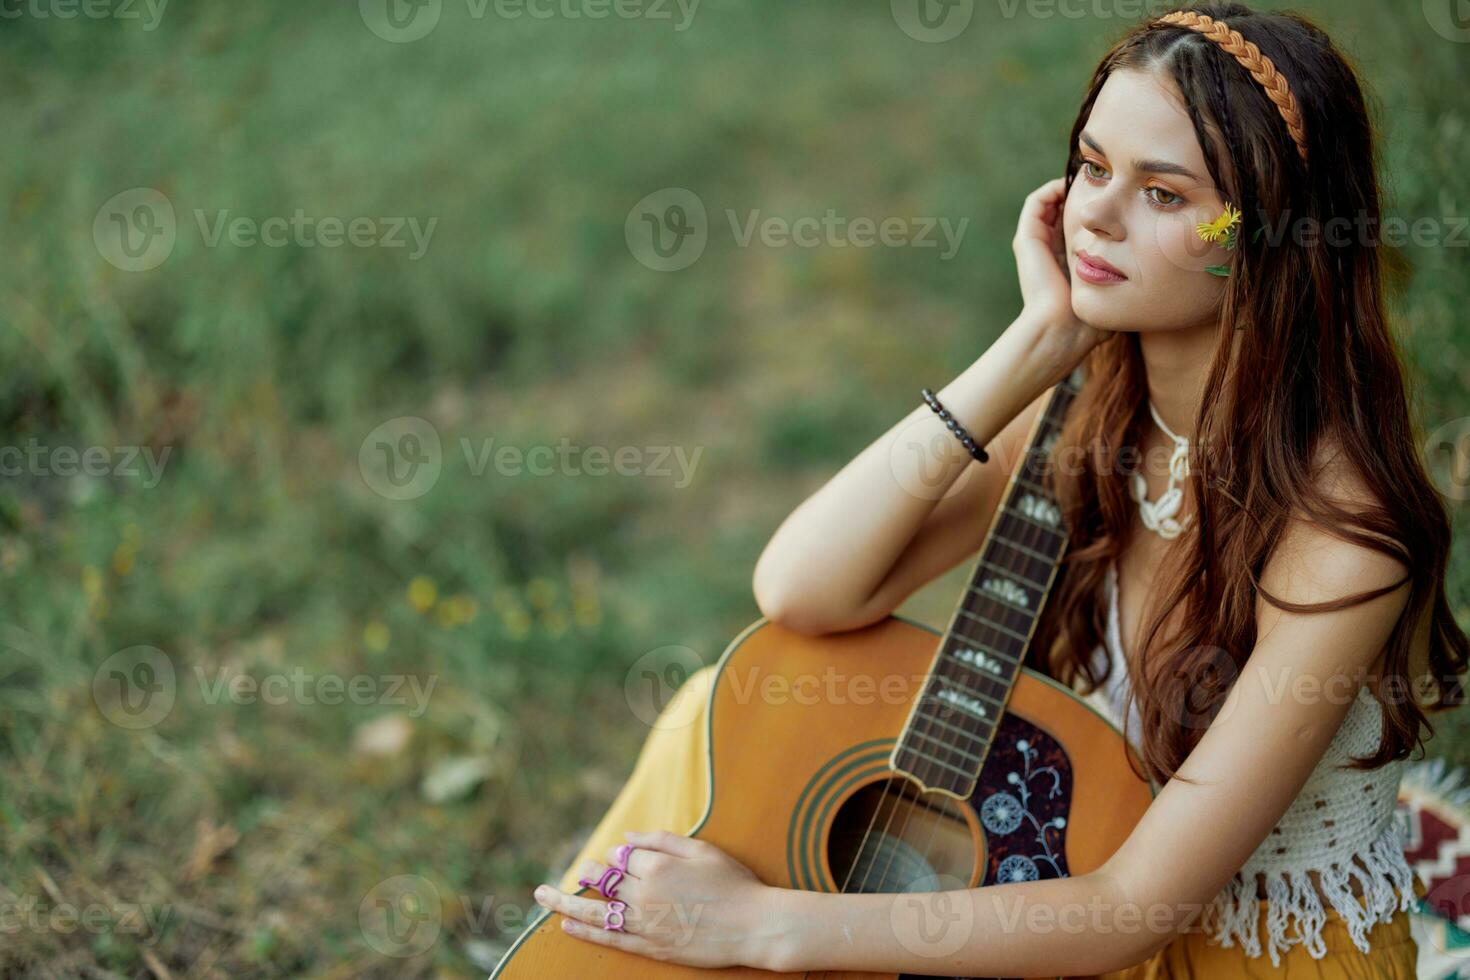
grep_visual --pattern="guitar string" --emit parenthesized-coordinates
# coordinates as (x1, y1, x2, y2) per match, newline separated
(811, 450, 1046, 979)
(837, 397, 1070, 930)
(862, 430, 1063, 902)
(807, 387, 1075, 980)
(857, 465, 1057, 903)
(810, 429, 1065, 980)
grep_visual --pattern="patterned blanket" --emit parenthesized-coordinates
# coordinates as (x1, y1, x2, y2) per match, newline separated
(1399, 756, 1470, 978)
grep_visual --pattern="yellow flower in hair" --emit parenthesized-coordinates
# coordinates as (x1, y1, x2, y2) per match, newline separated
(1196, 202, 1242, 249)
(1197, 202, 1242, 277)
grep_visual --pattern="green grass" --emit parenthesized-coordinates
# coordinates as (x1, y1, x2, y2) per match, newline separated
(0, 1, 1465, 975)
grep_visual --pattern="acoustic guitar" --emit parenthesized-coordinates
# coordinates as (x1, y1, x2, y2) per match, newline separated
(492, 367, 1156, 980)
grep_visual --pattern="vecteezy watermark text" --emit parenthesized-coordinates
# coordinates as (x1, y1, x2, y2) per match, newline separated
(358, 416, 703, 501)
(625, 188, 970, 271)
(0, 0, 167, 29)
(91, 646, 440, 729)
(93, 188, 437, 272)
(0, 896, 172, 942)
(0, 440, 171, 488)
(359, 0, 700, 43)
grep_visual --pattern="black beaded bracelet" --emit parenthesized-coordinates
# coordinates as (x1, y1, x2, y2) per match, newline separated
(921, 387, 990, 463)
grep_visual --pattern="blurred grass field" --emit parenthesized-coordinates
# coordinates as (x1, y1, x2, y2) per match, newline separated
(0, 1, 1466, 976)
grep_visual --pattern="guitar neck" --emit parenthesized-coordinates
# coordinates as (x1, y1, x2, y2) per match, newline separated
(890, 366, 1083, 799)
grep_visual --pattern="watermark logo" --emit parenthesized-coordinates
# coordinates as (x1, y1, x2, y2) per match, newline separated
(891, 0, 973, 42)
(626, 187, 707, 272)
(625, 645, 707, 730)
(886, 411, 989, 502)
(1174, 645, 1239, 731)
(1424, 0, 1470, 43)
(359, 416, 443, 501)
(1424, 416, 1470, 502)
(94, 188, 176, 272)
(889, 871, 975, 959)
(360, 875, 442, 957)
(92, 645, 177, 730)
(360, 0, 442, 42)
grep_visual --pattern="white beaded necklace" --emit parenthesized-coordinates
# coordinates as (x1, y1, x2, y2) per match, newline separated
(1129, 400, 1193, 540)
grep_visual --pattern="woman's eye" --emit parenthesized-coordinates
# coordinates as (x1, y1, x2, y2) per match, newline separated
(1147, 186, 1183, 207)
(1080, 161, 1184, 209)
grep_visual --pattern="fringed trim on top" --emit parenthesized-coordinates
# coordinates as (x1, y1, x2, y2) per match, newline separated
(1200, 820, 1420, 968)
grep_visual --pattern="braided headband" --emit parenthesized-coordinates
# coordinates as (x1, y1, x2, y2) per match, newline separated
(1154, 10, 1308, 164)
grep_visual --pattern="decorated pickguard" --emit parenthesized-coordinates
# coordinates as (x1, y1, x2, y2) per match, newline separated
(968, 712, 1074, 888)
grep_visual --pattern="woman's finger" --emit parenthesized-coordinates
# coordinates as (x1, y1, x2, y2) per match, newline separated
(605, 844, 661, 880)
(1015, 177, 1067, 249)
(624, 828, 704, 860)
(535, 885, 642, 935)
(558, 912, 662, 957)
(573, 859, 643, 903)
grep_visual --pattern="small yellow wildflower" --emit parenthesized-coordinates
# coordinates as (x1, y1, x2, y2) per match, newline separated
(408, 576, 438, 614)
(502, 608, 532, 640)
(1196, 202, 1242, 248)
(112, 544, 135, 576)
(363, 621, 391, 652)
(525, 577, 557, 609)
(81, 565, 104, 602)
(447, 594, 479, 625)
(573, 594, 601, 629)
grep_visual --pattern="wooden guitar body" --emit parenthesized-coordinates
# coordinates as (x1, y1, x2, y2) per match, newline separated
(492, 611, 1156, 980)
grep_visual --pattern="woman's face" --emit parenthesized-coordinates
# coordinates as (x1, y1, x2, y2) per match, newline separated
(1062, 68, 1234, 334)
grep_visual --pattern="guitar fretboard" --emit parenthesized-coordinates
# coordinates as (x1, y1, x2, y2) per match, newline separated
(889, 367, 1081, 799)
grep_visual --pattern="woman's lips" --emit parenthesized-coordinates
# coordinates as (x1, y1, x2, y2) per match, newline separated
(1075, 251, 1127, 284)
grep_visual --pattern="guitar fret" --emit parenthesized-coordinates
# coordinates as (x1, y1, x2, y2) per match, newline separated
(985, 541, 1055, 588)
(1003, 506, 1066, 544)
(911, 711, 992, 747)
(955, 606, 1027, 643)
(941, 652, 1016, 691)
(1014, 475, 1052, 497)
(905, 727, 985, 764)
(896, 745, 975, 779)
(929, 673, 1006, 710)
(977, 557, 1048, 594)
(964, 583, 1030, 617)
(932, 670, 1011, 708)
(990, 533, 1054, 565)
(962, 603, 1033, 641)
(944, 640, 1018, 670)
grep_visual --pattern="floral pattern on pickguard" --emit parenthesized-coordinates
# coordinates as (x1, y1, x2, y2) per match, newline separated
(968, 714, 1072, 886)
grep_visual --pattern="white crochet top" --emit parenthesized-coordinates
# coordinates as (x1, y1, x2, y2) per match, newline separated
(1081, 560, 1421, 966)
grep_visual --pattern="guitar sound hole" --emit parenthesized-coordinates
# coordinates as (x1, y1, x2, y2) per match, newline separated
(826, 777, 977, 894)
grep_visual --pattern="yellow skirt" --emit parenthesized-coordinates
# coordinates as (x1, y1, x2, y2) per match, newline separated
(557, 664, 1423, 978)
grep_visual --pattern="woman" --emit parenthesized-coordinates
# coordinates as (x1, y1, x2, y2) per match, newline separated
(530, 3, 1468, 975)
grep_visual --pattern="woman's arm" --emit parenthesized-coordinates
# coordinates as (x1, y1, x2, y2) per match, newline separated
(753, 178, 1103, 635)
(763, 488, 1414, 976)
(751, 313, 1059, 635)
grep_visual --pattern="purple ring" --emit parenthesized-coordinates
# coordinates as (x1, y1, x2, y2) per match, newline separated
(576, 866, 625, 900)
(604, 899, 627, 932)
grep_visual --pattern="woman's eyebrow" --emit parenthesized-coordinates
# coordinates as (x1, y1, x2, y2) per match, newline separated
(1079, 131, 1202, 182)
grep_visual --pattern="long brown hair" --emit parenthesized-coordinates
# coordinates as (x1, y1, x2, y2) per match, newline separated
(1028, 1, 1469, 787)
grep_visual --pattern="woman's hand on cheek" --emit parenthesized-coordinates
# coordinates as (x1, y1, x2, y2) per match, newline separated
(1011, 177, 1109, 379)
